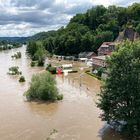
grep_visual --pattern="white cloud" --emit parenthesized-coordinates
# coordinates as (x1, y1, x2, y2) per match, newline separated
(0, 0, 139, 37)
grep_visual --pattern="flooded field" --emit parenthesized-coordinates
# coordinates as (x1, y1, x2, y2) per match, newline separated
(0, 46, 128, 140)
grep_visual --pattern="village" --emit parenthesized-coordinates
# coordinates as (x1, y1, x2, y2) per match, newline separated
(51, 27, 139, 80)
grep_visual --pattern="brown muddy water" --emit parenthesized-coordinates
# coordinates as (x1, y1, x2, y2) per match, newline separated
(0, 46, 128, 140)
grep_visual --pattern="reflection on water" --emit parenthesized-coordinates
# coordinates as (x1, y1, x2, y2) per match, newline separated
(0, 46, 127, 140)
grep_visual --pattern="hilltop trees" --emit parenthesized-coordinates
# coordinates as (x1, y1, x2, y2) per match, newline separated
(29, 3, 140, 56)
(98, 41, 140, 137)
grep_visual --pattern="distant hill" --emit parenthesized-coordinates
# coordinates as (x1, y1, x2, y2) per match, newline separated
(29, 31, 56, 41)
(0, 37, 29, 43)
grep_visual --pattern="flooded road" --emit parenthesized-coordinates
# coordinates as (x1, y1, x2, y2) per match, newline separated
(0, 46, 127, 140)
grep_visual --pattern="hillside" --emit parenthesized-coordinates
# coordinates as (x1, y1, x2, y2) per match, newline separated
(30, 3, 140, 55)
(0, 37, 29, 43)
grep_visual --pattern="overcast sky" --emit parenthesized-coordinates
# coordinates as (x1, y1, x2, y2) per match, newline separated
(0, 0, 139, 37)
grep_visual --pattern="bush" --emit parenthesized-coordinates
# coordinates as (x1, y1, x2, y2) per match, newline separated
(48, 67, 56, 74)
(57, 94, 63, 100)
(30, 61, 36, 67)
(37, 59, 44, 66)
(46, 64, 52, 70)
(96, 67, 105, 77)
(8, 66, 22, 75)
(46, 64, 56, 74)
(24, 72, 63, 101)
(19, 76, 25, 82)
(16, 52, 21, 58)
(11, 52, 21, 59)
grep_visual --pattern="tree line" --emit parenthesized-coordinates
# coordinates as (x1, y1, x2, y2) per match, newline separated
(28, 3, 140, 56)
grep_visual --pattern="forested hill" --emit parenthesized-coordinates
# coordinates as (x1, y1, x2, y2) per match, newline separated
(0, 37, 29, 43)
(30, 3, 140, 56)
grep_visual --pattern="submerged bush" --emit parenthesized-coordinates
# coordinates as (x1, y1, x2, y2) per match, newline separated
(11, 52, 21, 59)
(8, 66, 22, 75)
(57, 94, 63, 100)
(46, 64, 56, 74)
(24, 72, 63, 101)
(30, 61, 36, 67)
(19, 76, 25, 82)
(48, 67, 56, 74)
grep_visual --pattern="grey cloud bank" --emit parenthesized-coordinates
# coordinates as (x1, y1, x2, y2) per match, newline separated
(0, 0, 139, 37)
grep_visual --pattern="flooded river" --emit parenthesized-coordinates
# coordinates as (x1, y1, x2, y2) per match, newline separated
(0, 46, 128, 140)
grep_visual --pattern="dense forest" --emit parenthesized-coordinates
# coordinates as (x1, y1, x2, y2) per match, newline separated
(29, 3, 140, 56)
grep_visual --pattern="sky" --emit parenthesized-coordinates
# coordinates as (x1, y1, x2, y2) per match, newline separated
(0, 0, 140, 37)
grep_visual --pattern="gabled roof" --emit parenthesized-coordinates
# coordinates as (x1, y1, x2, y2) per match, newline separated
(98, 42, 114, 51)
(79, 52, 96, 58)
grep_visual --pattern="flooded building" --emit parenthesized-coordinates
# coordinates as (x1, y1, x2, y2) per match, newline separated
(78, 52, 96, 62)
(92, 55, 107, 69)
(98, 42, 115, 56)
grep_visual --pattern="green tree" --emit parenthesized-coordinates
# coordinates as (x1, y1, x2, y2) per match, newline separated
(136, 23, 140, 34)
(98, 41, 140, 137)
(26, 41, 39, 59)
(34, 47, 46, 66)
(25, 72, 63, 101)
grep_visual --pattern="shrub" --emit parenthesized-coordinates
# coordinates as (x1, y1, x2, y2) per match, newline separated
(16, 52, 21, 58)
(48, 67, 56, 74)
(57, 94, 63, 100)
(8, 66, 22, 75)
(24, 72, 63, 101)
(96, 67, 105, 77)
(19, 76, 25, 82)
(46, 64, 56, 74)
(46, 64, 52, 70)
(11, 52, 21, 59)
(37, 59, 44, 66)
(30, 61, 36, 67)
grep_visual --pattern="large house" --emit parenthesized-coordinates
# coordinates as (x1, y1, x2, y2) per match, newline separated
(98, 42, 115, 56)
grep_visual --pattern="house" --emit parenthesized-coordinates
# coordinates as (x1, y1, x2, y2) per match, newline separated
(78, 52, 96, 62)
(98, 42, 115, 56)
(92, 55, 107, 69)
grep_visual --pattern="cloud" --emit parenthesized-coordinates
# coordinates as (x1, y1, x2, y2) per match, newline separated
(0, 0, 139, 37)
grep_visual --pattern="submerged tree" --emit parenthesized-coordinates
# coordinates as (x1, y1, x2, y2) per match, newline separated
(26, 41, 46, 66)
(98, 41, 140, 137)
(24, 72, 63, 101)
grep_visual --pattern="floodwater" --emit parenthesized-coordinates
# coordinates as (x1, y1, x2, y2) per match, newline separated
(0, 46, 128, 140)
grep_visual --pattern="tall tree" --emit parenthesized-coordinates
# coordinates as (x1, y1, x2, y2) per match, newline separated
(98, 41, 140, 137)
